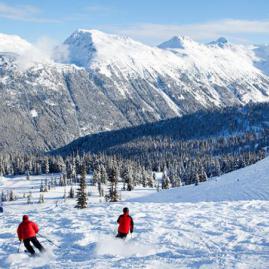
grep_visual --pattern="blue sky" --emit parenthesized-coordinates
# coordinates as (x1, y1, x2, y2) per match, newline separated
(1, 0, 269, 45)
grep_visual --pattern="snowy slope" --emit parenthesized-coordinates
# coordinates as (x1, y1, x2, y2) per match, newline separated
(130, 156, 269, 203)
(254, 44, 269, 75)
(158, 35, 269, 103)
(0, 158, 269, 268)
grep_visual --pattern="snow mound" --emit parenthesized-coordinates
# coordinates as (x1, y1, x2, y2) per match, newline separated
(7, 250, 55, 268)
(129, 157, 269, 203)
(95, 235, 156, 257)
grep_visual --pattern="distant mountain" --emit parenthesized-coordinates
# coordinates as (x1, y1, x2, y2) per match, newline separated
(1, 30, 269, 153)
(207, 37, 229, 47)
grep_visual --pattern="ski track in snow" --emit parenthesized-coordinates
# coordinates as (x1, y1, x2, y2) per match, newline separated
(1, 201, 269, 269)
(1, 158, 269, 268)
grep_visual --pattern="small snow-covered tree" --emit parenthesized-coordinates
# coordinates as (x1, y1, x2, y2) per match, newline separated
(100, 165, 107, 185)
(161, 173, 170, 189)
(27, 192, 32, 204)
(9, 190, 15, 201)
(38, 194, 45, 203)
(122, 166, 134, 191)
(76, 165, 88, 209)
(45, 158, 49, 174)
(69, 186, 75, 198)
(40, 180, 44, 192)
(26, 171, 30, 181)
(195, 173, 200, 186)
(93, 167, 101, 186)
(63, 188, 67, 202)
(106, 166, 120, 202)
(1, 191, 7, 202)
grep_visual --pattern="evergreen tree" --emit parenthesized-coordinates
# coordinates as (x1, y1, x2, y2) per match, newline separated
(63, 188, 67, 201)
(38, 194, 45, 203)
(195, 173, 200, 186)
(9, 190, 15, 201)
(93, 167, 101, 186)
(122, 166, 134, 191)
(100, 165, 107, 185)
(76, 165, 88, 208)
(27, 192, 32, 204)
(69, 186, 75, 198)
(106, 166, 120, 202)
(45, 158, 50, 174)
(146, 172, 154, 188)
(161, 173, 170, 189)
(44, 178, 48, 192)
(40, 180, 44, 192)
(1, 191, 7, 202)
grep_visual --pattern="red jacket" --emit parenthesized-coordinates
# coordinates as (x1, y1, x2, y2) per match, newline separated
(117, 213, 134, 234)
(17, 216, 39, 240)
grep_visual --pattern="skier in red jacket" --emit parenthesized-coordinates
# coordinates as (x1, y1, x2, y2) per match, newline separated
(17, 215, 44, 255)
(116, 207, 134, 239)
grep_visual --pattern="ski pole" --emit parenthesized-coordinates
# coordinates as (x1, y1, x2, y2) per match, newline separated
(38, 233, 60, 248)
(17, 241, 22, 253)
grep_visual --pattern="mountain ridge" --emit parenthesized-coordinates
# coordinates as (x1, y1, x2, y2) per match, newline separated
(1, 29, 269, 153)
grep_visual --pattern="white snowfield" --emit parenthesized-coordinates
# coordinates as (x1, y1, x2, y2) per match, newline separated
(0, 157, 269, 268)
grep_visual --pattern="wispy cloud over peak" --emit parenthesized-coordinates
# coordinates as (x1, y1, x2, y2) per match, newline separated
(105, 19, 269, 45)
(0, 2, 61, 23)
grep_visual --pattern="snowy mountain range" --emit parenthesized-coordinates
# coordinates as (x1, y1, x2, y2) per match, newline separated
(1, 29, 269, 152)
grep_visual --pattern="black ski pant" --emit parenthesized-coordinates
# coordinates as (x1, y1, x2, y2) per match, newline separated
(116, 232, 128, 239)
(23, 236, 44, 255)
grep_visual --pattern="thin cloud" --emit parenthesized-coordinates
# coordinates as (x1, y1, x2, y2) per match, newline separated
(0, 2, 61, 23)
(85, 4, 111, 13)
(105, 19, 269, 45)
(63, 4, 117, 22)
(16, 37, 69, 71)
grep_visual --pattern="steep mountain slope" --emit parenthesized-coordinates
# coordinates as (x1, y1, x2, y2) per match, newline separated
(1, 30, 269, 153)
(53, 102, 269, 156)
(0, 54, 129, 153)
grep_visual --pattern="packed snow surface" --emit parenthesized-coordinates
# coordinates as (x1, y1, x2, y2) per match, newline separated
(0, 157, 269, 268)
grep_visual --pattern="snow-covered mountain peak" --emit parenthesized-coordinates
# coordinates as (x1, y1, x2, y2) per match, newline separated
(208, 37, 229, 47)
(158, 35, 196, 49)
(64, 29, 183, 77)
(64, 29, 136, 69)
(0, 33, 32, 55)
